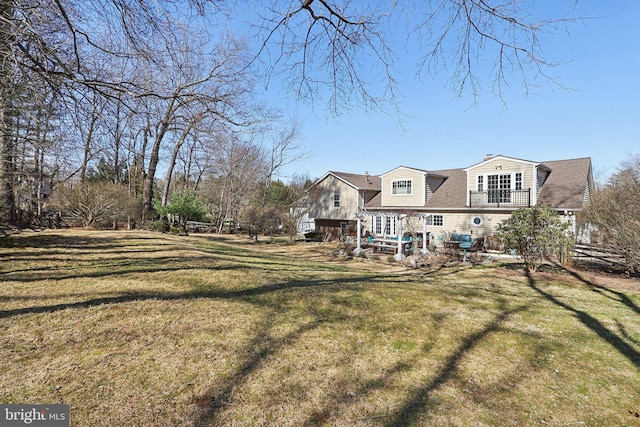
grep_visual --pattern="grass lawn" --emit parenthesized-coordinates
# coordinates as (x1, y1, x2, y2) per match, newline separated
(1, 229, 639, 426)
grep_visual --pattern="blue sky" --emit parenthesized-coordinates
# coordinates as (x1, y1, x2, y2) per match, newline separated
(257, 1, 640, 183)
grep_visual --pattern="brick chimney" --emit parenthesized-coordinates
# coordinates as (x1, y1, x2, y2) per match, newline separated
(484, 154, 494, 161)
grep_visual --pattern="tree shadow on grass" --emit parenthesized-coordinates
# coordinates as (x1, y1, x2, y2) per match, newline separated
(0, 273, 405, 320)
(556, 262, 640, 316)
(193, 318, 323, 426)
(526, 270, 640, 369)
(0, 233, 152, 250)
(384, 303, 528, 427)
(0, 255, 249, 283)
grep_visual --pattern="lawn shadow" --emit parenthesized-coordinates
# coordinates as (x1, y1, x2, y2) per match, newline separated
(556, 261, 640, 316)
(526, 270, 640, 369)
(0, 255, 246, 283)
(0, 273, 399, 320)
(385, 303, 528, 426)
(193, 318, 323, 426)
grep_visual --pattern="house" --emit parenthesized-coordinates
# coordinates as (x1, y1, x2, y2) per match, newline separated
(306, 171, 381, 239)
(307, 155, 594, 256)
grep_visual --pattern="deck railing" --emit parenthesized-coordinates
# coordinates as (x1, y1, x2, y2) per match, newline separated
(469, 189, 531, 208)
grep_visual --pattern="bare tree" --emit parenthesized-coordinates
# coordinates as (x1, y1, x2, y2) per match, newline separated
(252, 1, 584, 111)
(201, 134, 265, 233)
(139, 32, 255, 219)
(0, 2, 17, 224)
(582, 154, 640, 274)
(0, 0, 585, 227)
(282, 173, 317, 242)
(258, 117, 307, 207)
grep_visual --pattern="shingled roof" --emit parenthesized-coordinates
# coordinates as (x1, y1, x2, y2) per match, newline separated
(364, 168, 467, 209)
(323, 171, 381, 191)
(537, 157, 592, 210)
(424, 168, 468, 209)
(362, 157, 592, 211)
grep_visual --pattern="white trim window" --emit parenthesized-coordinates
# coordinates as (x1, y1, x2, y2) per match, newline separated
(386, 216, 397, 235)
(392, 179, 412, 195)
(487, 173, 512, 204)
(374, 216, 382, 235)
(333, 194, 340, 208)
(515, 172, 523, 191)
(426, 214, 444, 227)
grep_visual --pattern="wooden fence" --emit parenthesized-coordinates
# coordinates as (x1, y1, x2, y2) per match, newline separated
(572, 244, 627, 267)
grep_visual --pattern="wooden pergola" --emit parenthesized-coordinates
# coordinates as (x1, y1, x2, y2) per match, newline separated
(352, 212, 434, 261)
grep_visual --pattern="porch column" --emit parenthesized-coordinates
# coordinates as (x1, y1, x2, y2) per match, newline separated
(353, 213, 364, 256)
(422, 214, 429, 255)
(394, 214, 405, 261)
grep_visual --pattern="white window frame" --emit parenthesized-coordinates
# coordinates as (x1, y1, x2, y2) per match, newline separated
(385, 216, 397, 235)
(333, 194, 340, 208)
(515, 172, 523, 191)
(426, 214, 444, 227)
(480, 172, 514, 204)
(374, 216, 382, 235)
(392, 179, 413, 195)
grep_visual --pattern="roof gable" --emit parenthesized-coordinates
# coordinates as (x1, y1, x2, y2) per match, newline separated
(463, 155, 540, 171)
(311, 171, 381, 191)
(380, 166, 428, 177)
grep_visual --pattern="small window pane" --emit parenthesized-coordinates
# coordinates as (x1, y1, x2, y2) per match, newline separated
(426, 215, 444, 226)
(392, 180, 412, 195)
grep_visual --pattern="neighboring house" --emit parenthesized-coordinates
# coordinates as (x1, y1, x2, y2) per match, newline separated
(289, 194, 315, 234)
(306, 171, 381, 239)
(307, 155, 594, 249)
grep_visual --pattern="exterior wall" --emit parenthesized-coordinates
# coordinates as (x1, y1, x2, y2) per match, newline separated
(308, 175, 359, 220)
(537, 169, 550, 196)
(438, 212, 512, 240)
(466, 158, 537, 205)
(381, 168, 425, 207)
(425, 176, 445, 203)
(315, 219, 356, 240)
(361, 209, 586, 248)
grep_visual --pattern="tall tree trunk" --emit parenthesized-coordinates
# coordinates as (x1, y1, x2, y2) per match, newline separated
(0, 3, 16, 224)
(142, 120, 169, 220)
(142, 136, 162, 220)
(162, 124, 192, 206)
(79, 112, 98, 182)
(142, 97, 178, 220)
(113, 100, 122, 183)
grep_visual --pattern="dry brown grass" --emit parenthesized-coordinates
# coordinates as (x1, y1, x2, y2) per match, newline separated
(1, 229, 639, 426)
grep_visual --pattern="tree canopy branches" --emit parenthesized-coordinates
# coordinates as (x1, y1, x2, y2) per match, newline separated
(0, 0, 585, 225)
(250, 0, 584, 112)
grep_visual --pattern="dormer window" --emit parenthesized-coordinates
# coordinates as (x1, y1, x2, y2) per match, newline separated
(472, 171, 530, 207)
(392, 179, 412, 195)
(487, 173, 512, 204)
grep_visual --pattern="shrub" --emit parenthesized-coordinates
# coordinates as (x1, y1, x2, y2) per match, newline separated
(148, 220, 170, 233)
(52, 182, 141, 228)
(495, 204, 574, 272)
(155, 190, 207, 235)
